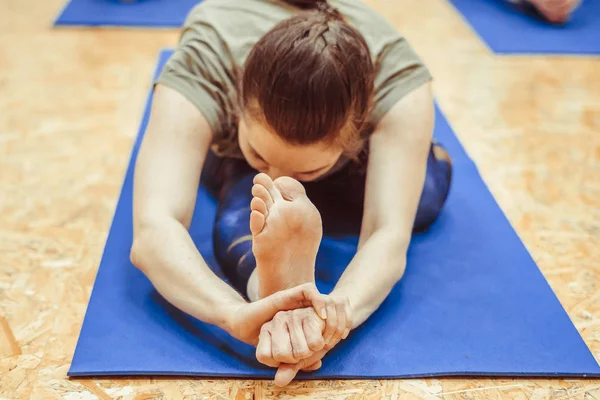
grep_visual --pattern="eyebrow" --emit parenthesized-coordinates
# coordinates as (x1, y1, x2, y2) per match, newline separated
(248, 142, 331, 175)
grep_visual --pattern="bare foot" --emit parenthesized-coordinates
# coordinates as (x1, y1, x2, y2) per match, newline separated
(526, 0, 580, 23)
(249, 173, 323, 299)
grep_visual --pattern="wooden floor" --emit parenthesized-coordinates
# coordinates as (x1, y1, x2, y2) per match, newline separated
(1, 0, 599, 398)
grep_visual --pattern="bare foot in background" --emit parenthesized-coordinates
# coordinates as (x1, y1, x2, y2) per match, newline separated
(525, 0, 581, 24)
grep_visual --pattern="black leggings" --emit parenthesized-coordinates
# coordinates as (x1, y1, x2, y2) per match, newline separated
(201, 143, 452, 294)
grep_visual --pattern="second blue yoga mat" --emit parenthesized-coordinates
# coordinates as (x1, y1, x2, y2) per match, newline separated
(55, 0, 201, 28)
(68, 50, 600, 379)
(449, 0, 600, 55)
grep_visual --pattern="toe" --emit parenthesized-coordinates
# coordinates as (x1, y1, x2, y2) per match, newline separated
(250, 210, 266, 235)
(254, 173, 283, 201)
(252, 184, 274, 208)
(274, 177, 306, 201)
(251, 197, 268, 216)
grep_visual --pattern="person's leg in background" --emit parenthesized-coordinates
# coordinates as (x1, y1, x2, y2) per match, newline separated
(506, 0, 582, 24)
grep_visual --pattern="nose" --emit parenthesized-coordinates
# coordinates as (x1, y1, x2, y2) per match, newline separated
(266, 167, 286, 181)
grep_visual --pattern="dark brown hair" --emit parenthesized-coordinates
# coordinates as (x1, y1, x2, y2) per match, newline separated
(239, 0, 374, 155)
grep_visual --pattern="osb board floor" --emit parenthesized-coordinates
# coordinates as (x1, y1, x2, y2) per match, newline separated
(1, 0, 599, 398)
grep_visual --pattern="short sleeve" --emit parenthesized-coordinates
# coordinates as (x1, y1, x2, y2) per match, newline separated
(155, 10, 239, 151)
(370, 37, 433, 127)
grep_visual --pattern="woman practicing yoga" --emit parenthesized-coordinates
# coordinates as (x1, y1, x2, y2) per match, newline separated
(130, 0, 451, 386)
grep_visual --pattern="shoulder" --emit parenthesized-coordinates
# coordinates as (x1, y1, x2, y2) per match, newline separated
(331, 2, 431, 126)
(186, 0, 292, 23)
(177, 0, 298, 65)
(183, 0, 294, 59)
(331, 0, 407, 56)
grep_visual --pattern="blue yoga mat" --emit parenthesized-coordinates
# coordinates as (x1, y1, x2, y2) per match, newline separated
(68, 49, 600, 379)
(55, 0, 200, 28)
(448, 0, 600, 55)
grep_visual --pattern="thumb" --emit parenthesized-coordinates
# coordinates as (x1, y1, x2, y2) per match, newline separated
(274, 363, 298, 387)
(274, 349, 328, 387)
(254, 283, 322, 323)
(273, 283, 327, 319)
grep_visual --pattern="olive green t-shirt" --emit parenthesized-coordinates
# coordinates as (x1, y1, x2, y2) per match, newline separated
(156, 0, 432, 159)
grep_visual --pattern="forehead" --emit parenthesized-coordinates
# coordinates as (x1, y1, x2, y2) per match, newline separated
(242, 114, 341, 169)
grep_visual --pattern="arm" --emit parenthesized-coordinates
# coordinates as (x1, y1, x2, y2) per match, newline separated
(332, 82, 435, 328)
(131, 85, 326, 344)
(131, 84, 240, 329)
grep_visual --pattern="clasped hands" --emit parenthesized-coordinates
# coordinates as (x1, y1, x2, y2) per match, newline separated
(227, 283, 351, 386)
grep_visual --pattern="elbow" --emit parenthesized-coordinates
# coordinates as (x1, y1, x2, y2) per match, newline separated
(360, 225, 410, 281)
(130, 238, 142, 271)
(130, 221, 161, 275)
(388, 229, 411, 254)
(388, 231, 410, 277)
(363, 224, 411, 253)
(130, 232, 148, 274)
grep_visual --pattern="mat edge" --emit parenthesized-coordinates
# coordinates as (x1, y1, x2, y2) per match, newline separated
(67, 50, 174, 374)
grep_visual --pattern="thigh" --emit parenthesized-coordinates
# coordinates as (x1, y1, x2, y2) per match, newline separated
(303, 142, 452, 236)
(200, 150, 256, 198)
(303, 158, 368, 236)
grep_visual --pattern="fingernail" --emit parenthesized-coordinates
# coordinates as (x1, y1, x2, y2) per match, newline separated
(320, 308, 327, 319)
(342, 328, 350, 339)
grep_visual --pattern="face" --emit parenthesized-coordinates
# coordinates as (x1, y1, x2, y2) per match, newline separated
(238, 113, 343, 182)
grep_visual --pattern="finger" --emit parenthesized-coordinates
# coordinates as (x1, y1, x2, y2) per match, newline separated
(250, 286, 310, 327)
(322, 300, 337, 345)
(274, 349, 328, 387)
(325, 301, 346, 350)
(274, 363, 298, 387)
(303, 316, 325, 352)
(301, 360, 322, 372)
(311, 293, 328, 320)
(271, 317, 297, 364)
(343, 298, 352, 339)
(288, 318, 312, 360)
(289, 283, 327, 318)
(256, 327, 279, 368)
(259, 284, 320, 322)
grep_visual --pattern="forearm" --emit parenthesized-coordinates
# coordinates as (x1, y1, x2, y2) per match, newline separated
(332, 229, 409, 329)
(130, 217, 246, 332)
(333, 84, 433, 329)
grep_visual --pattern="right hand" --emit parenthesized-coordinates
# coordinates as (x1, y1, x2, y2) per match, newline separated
(226, 283, 328, 346)
(256, 307, 326, 367)
(255, 293, 352, 367)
